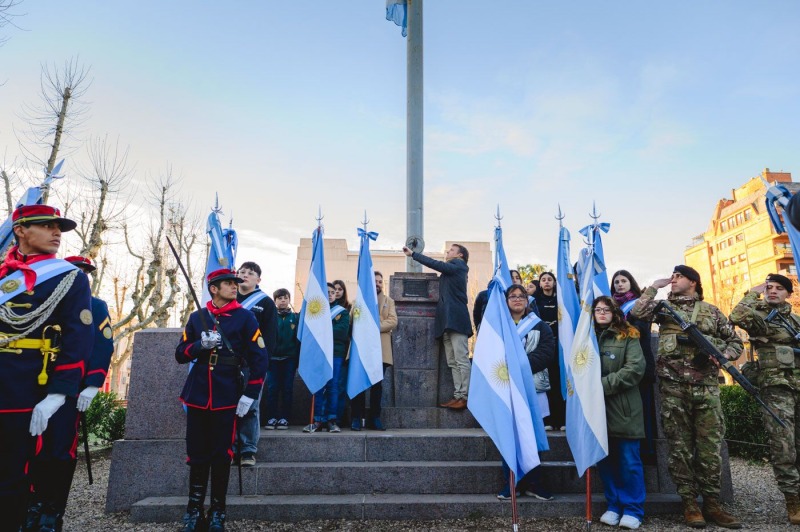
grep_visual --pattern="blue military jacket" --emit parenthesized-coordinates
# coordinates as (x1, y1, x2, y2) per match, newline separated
(175, 300, 268, 410)
(84, 296, 114, 388)
(0, 261, 94, 412)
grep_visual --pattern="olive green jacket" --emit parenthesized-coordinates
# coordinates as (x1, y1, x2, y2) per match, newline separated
(597, 326, 646, 439)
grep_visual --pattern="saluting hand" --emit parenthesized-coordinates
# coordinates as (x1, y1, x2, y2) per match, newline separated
(751, 282, 767, 294)
(651, 278, 671, 289)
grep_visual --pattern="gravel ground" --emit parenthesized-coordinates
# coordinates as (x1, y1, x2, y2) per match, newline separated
(63, 450, 795, 531)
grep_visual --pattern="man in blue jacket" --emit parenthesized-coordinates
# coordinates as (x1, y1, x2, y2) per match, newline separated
(403, 243, 473, 410)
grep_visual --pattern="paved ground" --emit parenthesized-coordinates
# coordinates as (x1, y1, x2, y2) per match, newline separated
(63, 449, 794, 531)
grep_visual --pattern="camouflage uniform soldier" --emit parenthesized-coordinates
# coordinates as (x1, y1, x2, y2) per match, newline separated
(631, 265, 743, 529)
(730, 273, 800, 525)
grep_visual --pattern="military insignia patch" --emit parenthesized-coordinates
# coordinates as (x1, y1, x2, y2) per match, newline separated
(0, 279, 20, 293)
(257, 337, 265, 348)
(335, 315, 341, 321)
(80, 309, 93, 325)
(103, 327, 112, 339)
(290, 324, 295, 330)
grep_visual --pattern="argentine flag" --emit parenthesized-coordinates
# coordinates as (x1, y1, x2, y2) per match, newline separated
(556, 226, 580, 399)
(298, 227, 334, 394)
(493, 226, 513, 290)
(0, 159, 65, 255)
(347, 228, 384, 398)
(765, 184, 800, 261)
(385, 0, 408, 37)
(201, 207, 237, 304)
(579, 222, 611, 297)
(564, 242, 609, 476)
(468, 276, 546, 483)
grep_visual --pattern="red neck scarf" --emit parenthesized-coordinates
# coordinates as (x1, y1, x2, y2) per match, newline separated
(206, 299, 242, 317)
(0, 246, 56, 291)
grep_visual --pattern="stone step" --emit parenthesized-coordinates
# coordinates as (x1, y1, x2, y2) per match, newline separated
(226, 460, 661, 496)
(256, 427, 574, 462)
(380, 406, 480, 429)
(131, 493, 684, 523)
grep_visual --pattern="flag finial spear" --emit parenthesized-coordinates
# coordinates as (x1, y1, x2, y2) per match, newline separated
(590, 201, 601, 222)
(556, 204, 565, 228)
(494, 204, 503, 228)
(212, 193, 223, 214)
(316, 206, 324, 231)
(361, 210, 370, 231)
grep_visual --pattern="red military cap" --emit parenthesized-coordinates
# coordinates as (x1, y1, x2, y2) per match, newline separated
(206, 268, 243, 286)
(65, 255, 96, 272)
(12, 205, 77, 232)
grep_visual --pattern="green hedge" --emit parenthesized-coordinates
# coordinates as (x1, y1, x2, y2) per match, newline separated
(81, 391, 127, 445)
(720, 384, 770, 461)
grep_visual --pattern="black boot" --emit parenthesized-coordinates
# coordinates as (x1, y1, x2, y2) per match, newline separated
(207, 460, 231, 532)
(0, 493, 27, 532)
(21, 502, 42, 532)
(33, 460, 75, 532)
(182, 463, 210, 532)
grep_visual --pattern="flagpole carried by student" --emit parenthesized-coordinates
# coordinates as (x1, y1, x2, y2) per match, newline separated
(297, 209, 334, 431)
(347, 213, 384, 401)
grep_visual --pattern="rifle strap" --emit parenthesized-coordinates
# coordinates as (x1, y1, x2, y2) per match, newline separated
(690, 302, 701, 325)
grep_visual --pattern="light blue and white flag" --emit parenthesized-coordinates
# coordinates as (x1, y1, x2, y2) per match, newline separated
(579, 221, 611, 297)
(0, 159, 65, 254)
(493, 226, 513, 290)
(468, 276, 547, 484)
(347, 228, 384, 398)
(201, 204, 237, 304)
(564, 242, 609, 476)
(298, 226, 334, 394)
(385, 0, 408, 37)
(765, 184, 800, 262)
(556, 226, 580, 399)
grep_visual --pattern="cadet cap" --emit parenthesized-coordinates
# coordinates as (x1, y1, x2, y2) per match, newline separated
(12, 205, 77, 232)
(65, 255, 96, 272)
(207, 268, 243, 286)
(766, 273, 793, 293)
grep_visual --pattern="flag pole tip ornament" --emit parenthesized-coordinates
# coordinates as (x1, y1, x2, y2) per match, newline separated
(12, 205, 76, 232)
(65, 255, 96, 273)
(206, 268, 243, 286)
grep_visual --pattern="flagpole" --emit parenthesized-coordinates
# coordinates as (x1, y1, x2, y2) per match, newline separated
(509, 470, 519, 532)
(406, 0, 423, 272)
(585, 469, 592, 530)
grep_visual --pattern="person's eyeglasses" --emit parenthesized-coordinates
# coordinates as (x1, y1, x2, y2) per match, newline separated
(594, 307, 612, 314)
(507, 295, 527, 301)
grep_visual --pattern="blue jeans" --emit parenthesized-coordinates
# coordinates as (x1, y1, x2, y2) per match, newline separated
(314, 357, 344, 422)
(236, 385, 263, 454)
(265, 358, 297, 421)
(597, 437, 645, 520)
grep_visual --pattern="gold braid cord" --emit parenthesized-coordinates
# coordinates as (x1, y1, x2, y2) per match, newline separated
(0, 269, 78, 345)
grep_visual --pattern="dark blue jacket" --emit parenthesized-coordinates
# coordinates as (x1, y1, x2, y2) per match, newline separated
(84, 296, 115, 388)
(0, 266, 93, 412)
(411, 252, 472, 338)
(274, 310, 300, 361)
(175, 302, 268, 410)
(237, 289, 277, 364)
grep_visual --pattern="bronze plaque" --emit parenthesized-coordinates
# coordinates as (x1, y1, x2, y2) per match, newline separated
(402, 279, 428, 298)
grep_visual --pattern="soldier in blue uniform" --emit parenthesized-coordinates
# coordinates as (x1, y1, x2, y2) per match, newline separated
(0, 205, 93, 532)
(22, 255, 115, 530)
(175, 268, 269, 532)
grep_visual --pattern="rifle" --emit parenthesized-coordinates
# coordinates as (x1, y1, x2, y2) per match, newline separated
(765, 308, 800, 342)
(165, 236, 244, 495)
(80, 412, 93, 484)
(655, 301, 787, 428)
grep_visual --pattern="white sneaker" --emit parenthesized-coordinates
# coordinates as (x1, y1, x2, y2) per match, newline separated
(619, 515, 641, 530)
(599, 510, 620, 526)
(544, 425, 554, 431)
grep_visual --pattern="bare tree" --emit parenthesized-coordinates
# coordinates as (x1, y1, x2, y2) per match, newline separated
(16, 58, 91, 200)
(0, 0, 24, 48)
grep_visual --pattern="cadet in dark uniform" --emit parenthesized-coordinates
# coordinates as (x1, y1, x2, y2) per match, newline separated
(0, 205, 93, 532)
(175, 269, 268, 532)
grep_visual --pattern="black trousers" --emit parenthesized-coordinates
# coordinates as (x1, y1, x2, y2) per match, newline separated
(186, 407, 237, 466)
(350, 363, 389, 420)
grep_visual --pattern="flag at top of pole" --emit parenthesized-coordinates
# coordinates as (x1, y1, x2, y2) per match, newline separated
(579, 204, 611, 297)
(468, 274, 547, 484)
(347, 222, 384, 398)
(386, 0, 408, 37)
(201, 195, 237, 304)
(765, 182, 800, 262)
(564, 236, 609, 476)
(0, 159, 66, 255)
(297, 220, 334, 395)
(555, 210, 579, 400)
(493, 206, 513, 291)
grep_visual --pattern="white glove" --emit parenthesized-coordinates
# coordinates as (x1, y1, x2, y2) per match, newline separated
(236, 395, 255, 417)
(30, 394, 66, 436)
(200, 330, 222, 350)
(77, 386, 100, 412)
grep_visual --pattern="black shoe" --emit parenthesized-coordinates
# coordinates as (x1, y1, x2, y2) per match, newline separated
(182, 507, 206, 532)
(367, 418, 386, 431)
(22, 502, 42, 531)
(36, 509, 63, 532)
(207, 509, 226, 532)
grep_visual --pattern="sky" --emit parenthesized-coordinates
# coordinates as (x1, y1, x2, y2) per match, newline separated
(1, 1, 799, 295)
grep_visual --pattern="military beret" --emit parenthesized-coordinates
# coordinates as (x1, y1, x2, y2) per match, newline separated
(13, 204, 77, 232)
(766, 273, 793, 293)
(207, 268, 243, 286)
(674, 265, 703, 299)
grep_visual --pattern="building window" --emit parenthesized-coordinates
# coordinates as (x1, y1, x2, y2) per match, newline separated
(735, 233, 744, 242)
(721, 221, 728, 232)
(720, 241, 727, 250)
(744, 209, 752, 221)
(728, 237, 734, 246)
(728, 217, 735, 227)
(739, 253, 747, 261)
(733, 275, 739, 283)
(731, 256, 737, 265)
(722, 260, 729, 268)
(743, 273, 750, 281)
(736, 213, 743, 224)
